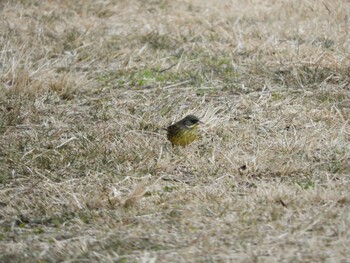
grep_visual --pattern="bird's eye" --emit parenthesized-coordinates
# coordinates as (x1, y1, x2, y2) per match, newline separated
(184, 119, 197, 127)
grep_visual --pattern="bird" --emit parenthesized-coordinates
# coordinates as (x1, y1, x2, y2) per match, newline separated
(166, 115, 202, 146)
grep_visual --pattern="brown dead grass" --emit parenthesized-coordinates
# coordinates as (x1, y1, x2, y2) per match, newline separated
(1, 0, 350, 262)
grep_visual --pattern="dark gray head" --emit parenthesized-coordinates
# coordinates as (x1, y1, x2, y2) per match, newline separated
(182, 115, 201, 127)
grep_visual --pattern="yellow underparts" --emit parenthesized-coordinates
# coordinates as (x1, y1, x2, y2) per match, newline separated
(169, 127, 198, 146)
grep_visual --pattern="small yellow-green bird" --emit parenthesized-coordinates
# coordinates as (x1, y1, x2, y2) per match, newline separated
(166, 115, 202, 146)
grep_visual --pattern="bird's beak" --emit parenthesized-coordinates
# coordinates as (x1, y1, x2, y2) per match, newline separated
(190, 121, 204, 128)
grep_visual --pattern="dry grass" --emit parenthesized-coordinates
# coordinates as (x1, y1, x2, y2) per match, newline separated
(1, 0, 350, 262)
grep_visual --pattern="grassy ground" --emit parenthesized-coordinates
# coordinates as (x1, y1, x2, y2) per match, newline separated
(1, 0, 350, 262)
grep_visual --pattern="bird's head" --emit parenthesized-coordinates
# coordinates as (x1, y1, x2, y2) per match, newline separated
(182, 115, 202, 128)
